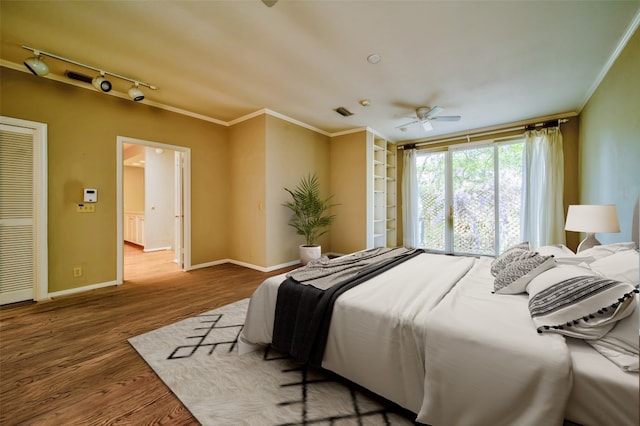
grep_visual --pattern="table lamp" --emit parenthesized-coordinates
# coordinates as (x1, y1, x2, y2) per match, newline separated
(565, 204, 620, 252)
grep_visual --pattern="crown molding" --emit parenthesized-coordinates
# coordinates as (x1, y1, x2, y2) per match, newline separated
(578, 8, 640, 112)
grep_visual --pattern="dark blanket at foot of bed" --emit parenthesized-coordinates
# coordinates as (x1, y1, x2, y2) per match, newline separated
(272, 247, 424, 367)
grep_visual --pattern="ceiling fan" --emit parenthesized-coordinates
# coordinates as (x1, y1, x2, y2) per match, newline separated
(398, 106, 461, 132)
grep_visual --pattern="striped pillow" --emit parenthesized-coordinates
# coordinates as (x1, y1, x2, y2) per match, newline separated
(528, 274, 639, 338)
(490, 242, 530, 277)
(493, 253, 555, 294)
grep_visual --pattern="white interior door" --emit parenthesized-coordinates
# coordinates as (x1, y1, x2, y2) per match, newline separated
(0, 118, 48, 304)
(174, 151, 184, 268)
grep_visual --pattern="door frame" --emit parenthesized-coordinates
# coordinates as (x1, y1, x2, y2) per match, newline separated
(116, 136, 191, 284)
(0, 116, 48, 301)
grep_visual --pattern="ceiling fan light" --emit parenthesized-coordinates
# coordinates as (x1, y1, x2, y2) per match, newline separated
(24, 55, 49, 76)
(92, 75, 112, 93)
(128, 84, 144, 101)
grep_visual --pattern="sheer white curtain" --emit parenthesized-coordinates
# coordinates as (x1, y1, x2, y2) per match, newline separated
(521, 127, 565, 248)
(402, 147, 420, 248)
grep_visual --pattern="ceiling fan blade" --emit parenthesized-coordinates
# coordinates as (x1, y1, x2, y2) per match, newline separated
(431, 115, 461, 122)
(425, 106, 444, 118)
(421, 120, 433, 132)
(396, 119, 420, 128)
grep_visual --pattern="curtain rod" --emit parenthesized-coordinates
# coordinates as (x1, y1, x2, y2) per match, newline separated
(399, 118, 569, 149)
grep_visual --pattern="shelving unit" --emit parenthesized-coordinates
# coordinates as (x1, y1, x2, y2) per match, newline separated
(371, 136, 397, 248)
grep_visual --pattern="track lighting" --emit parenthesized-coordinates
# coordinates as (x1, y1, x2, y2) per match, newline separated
(21, 45, 157, 101)
(92, 73, 112, 93)
(23, 53, 49, 76)
(128, 83, 144, 102)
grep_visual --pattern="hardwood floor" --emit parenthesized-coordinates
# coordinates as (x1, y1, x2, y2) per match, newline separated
(0, 245, 295, 425)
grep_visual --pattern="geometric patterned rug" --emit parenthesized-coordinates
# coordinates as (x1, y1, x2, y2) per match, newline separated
(128, 298, 415, 425)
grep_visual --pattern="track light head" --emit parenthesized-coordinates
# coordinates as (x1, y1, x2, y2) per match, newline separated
(92, 74, 112, 93)
(24, 54, 49, 76)
(128, 84, 144, 101)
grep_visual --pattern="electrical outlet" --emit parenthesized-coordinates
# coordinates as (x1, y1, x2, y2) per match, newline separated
(73, 267, 82, 277)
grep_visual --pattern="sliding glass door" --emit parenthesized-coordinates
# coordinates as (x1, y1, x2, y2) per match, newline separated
(416, 140, 523, 256)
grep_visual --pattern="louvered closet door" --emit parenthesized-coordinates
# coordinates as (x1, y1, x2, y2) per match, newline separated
(0, 124, 37, 304)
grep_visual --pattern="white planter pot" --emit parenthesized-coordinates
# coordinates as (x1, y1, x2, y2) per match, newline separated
(299, 244, 321, 265)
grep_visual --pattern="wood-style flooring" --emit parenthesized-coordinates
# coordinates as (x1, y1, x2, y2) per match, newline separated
(0, 244, 295, 425)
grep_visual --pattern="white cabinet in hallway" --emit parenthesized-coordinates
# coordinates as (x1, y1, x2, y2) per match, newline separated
(124, 212, 145, 246)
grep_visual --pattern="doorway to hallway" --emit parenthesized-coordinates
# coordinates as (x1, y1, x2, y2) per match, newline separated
(116, 136, 191, 284)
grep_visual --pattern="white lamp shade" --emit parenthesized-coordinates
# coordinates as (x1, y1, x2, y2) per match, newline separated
(565, 204, 620, 233)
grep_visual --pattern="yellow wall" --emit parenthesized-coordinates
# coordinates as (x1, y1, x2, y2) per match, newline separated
(123, 166, 144, 213)
(1, 67, 228, 292)
(329, 131, 369, 254)
(228, 115, 267, 266)
(265, 115, 331, 266)
(578, 27, 640, 244)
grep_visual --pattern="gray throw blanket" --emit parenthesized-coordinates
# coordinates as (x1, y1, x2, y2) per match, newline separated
(287, 247, 417, 290)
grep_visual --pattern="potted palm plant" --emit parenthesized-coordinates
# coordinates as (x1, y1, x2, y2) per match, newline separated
(283, 173, 337, 265)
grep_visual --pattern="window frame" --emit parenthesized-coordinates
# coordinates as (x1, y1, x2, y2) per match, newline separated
(415, 136, 524, 256)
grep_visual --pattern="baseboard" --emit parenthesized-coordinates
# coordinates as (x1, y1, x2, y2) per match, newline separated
(47, 279, 121, 299)
(190, 258, 300, 273)
(188, 259, 229, 270)
(143, 246, 172, 253)
(41, 256, 305, 301)
(228, 259, 300, 272)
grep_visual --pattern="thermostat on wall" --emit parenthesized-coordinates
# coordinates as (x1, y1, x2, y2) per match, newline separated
(84, 188, 97, 203)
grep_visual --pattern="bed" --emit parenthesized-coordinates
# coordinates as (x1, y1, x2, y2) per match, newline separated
(239, 243, 639, 426)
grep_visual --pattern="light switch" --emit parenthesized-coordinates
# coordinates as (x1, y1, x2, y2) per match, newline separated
(77, 203, 95, 213)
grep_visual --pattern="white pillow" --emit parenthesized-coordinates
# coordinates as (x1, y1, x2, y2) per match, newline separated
(578, 242, 637, 260)
(588, 250, 639, 284)
(536, 244, 575, 258)
(527, 265, 596, 295)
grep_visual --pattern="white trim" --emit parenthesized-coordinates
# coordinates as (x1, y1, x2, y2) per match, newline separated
(0, 116, 48, 302)
(188, 259, 228, 271)
(228, 258, 300, 272)
(265, 109, 331, 136)
(578, 9, 640, 112)
(116, 136, 192, 284)
(190, 258, 300, 273)
(48, 280, 119, 299)
(143, 246, 172, 253)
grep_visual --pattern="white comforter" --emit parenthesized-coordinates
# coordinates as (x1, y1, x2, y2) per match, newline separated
(240, 253, 574, 425)
(418, 257, 572, 426)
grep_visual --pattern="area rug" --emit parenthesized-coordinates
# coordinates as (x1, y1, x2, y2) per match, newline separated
(128, 298, 414, 425)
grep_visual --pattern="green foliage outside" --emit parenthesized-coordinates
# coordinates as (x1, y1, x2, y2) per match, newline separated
(416, 142, 523, 255)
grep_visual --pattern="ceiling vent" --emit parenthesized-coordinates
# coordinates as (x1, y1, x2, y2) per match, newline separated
(335, 106, 353, 117)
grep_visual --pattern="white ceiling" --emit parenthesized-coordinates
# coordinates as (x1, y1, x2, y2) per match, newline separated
(1, 1, 639, 142)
